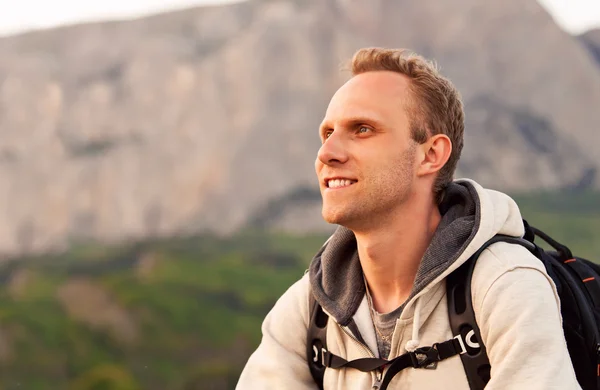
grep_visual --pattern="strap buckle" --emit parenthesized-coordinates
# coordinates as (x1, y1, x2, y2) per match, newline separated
(312, 342, 331, 367)
(453, 334, 467, 354)
(410, 346, 439, 369)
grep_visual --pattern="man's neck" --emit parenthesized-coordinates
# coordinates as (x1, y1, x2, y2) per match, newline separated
(355, 199, 442, 314)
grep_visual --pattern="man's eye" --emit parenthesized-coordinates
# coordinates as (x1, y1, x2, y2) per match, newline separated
(358, 126, 371, 134)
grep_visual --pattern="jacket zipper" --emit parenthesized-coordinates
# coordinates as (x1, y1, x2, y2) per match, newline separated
(372, 369, 384, 389)
(335, 322, 385, 388)
(335, 322, 375, 357)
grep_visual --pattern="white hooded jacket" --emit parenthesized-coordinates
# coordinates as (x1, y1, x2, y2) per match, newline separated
(236, 179, 581, 389)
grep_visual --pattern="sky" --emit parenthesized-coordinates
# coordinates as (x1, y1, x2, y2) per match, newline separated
(0, 0, 598, 37)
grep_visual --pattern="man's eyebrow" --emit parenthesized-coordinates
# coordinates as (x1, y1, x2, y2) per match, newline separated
(320, 116, 384, 131)
(342, 116, 385, 128)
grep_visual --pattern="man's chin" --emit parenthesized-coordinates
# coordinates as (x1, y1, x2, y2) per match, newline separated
(321, 210, 339, 225)
(321, 208, 351, 226)
(322, 206, 376, 231)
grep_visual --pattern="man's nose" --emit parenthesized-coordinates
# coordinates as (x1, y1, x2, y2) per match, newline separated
(317, 131, 349, 166)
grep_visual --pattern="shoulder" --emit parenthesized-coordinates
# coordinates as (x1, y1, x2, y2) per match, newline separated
(465, 241, 580, 389)
(471, 239, 549, 287)
(470, 240, 560, 313)
(236, 272, 319, 389)
(265, 271, 312, 330)
(252, 272, 312, 363)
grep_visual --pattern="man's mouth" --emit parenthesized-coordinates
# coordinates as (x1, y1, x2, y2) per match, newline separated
(326, 179, 357, 189)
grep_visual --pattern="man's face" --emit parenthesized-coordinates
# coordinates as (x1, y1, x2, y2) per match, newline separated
(315, 71, 419, 229)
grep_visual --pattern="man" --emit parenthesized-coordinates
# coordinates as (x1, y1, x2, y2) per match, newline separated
(236, 47, 580, 389)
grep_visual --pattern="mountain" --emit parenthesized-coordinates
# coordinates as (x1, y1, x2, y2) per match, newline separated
(0, 0, 599, 257)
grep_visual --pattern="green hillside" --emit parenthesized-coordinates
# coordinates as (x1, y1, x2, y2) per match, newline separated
(0, 192, 596, 389)
(0, 232, 326, 390)
(511, 190, 599, 258)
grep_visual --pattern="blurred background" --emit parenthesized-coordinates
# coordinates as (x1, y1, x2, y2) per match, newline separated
(0, 0, 599, 389)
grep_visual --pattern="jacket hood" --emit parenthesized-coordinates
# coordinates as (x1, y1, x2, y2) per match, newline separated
(308, 179, 525, 327)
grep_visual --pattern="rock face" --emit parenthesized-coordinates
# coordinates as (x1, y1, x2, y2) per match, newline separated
(0, 0, 599, 257)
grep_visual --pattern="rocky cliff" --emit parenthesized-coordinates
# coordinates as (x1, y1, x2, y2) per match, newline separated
(0, 0, 599, 257)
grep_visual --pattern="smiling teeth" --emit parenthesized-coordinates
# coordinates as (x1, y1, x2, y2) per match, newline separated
(329, 179, 354, 188)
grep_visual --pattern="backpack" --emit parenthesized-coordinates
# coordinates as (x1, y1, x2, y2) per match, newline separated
(306, 220, 600, 390)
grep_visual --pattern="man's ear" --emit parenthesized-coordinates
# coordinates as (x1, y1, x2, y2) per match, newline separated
(417, 134, 452, 177)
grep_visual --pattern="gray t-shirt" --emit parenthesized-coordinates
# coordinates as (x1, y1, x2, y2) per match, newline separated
(365, 286, 405, 359)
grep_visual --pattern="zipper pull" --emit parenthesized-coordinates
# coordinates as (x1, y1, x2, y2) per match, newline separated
(372, 370, 383, 389)
(372, 378, 382, 390)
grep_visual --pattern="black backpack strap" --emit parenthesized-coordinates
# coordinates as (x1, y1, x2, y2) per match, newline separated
(307, 291, 328, 390)
(446, 234, 535, 390)
(375, 340, 466, 390)
(308, 290, 467, 389)
(524, 225, 600, 390)
(529, 222, 600, 310)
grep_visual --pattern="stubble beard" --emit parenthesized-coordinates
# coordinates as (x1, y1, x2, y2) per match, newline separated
(321, 145, 417, 230)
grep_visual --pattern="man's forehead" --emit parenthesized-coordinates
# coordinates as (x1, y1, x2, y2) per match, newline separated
(339, 71, 410, 99)
(324, 71, 411, 120)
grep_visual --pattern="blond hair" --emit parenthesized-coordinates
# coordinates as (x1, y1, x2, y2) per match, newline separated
(349, 47, 465, 203)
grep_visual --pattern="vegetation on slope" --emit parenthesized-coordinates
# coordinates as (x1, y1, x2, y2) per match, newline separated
(0, 192, 596, 389)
